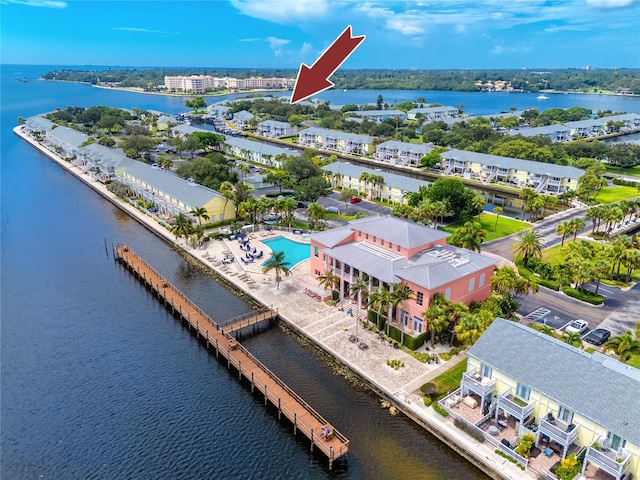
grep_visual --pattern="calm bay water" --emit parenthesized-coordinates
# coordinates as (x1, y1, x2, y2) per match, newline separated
(2, 65, 639, 479)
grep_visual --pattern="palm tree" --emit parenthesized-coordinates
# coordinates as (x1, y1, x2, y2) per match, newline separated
(569, 218, 585, 242)
(423, 294, 450, 347)
(561, 331, 583, 348)
(170, 213, 194, 243)
(592, 259, 610, 295)
(307, 202, 326, 229)
(417, 199, 436, 226)
(622, 248, 640, 283)
(539, 325, 555, 336)
(491, 266, 518, 295)
(455, 310, 493, 346)
(603, 330, 640, 361)
(262, 251, 291, 290)
(450, 221, 487, 252)
(219, 181, 234, 221)
(493, 206, 503, 233)
(389, 283, 414, 344)
(189, 205, 210, 226)
(471, 195, 486, 216)
(317, 268, 340, 293)
(369, 284, 391, 328)
(359, 171, 371, 197)
(555, 221, 571, 247)
(512, 229, 544, 268)
(432, 201, 447, 229)
(350, 276, 369, 340)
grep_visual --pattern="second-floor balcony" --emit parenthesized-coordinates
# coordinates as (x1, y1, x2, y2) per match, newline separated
(496, 391, 534, 422)
(461, 371, 496, 398)
(584, 439, 632, 479)
(538, 412, 579, 448)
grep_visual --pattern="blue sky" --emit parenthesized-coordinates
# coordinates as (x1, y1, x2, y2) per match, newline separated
(2, 0, 639, 69)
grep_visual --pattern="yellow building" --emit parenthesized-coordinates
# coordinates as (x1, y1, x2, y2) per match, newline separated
(117, 162, 235, 223)
(441, 318, 639, 480)
(298, 127, 374, 156)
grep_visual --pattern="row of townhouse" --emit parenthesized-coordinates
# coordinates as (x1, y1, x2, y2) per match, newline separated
(439, 149, 585, 194)
(44, 125, 89, 158)
(256, 120, 298, 138)
(374, 140, 433, 166)
(23, 115, 54, 137)
(223, 135, 300, 167)
(345, 109, 408, 123)
(309, 216, 496, 341)
(323, 161, 428, 204)
(164, 75, 295, 93)
(440, 318, 640, 480)
(509, 125, 572, 142)
(117, 162, 236, 223)
(73, 143, 134, 181)
(298, 127, 374, 155)
(564, 113, 640, 138)
(407, 105, 459, 122)
(232, 110, 255, 130)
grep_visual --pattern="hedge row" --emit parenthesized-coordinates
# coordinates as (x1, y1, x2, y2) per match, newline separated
(612, 177, 640, 188)
(515, 260, 560, 291)
(563, 286, 605, 305)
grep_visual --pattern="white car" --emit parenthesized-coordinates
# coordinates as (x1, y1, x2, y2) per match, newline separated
(565, 319, 588, 334)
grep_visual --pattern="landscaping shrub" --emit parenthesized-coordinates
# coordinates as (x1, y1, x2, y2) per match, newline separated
(420, 382, 437, 396)
(563, 287, 604, 305)
(432, 403, 449, 417)
(453, 418, 485, 443)
(439, 346, 466, 361)
(403, 331, 428, 351)
(423, 396, 432, 407)
(613, 177, 640, 187)
(331, 290, 339, 301)
(494, 450, 526, 470)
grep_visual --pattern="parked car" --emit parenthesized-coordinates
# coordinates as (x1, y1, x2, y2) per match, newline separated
(566, 319, 589, 334)
(583, 328, 611, 346)
(349, 196, 362, 204)
(325, 206, 340, 214)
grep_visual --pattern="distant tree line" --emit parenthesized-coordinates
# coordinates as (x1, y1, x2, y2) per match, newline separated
(41, 68, 640, 94)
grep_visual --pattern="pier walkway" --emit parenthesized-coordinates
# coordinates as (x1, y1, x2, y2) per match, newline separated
(113, 244, 349, 468)
(219, 308, 279, 336)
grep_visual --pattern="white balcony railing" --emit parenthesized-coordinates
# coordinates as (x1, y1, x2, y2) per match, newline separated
(461, 372, 496, 398)
(585, 442, 631, 478)
(538, 413, 579, 446)
(496, 392, 534, 422)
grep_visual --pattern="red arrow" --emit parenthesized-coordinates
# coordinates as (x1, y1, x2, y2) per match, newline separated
(290, 25, 365, 104)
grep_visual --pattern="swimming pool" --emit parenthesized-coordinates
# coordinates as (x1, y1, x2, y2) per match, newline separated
(262, 236, 310, 267)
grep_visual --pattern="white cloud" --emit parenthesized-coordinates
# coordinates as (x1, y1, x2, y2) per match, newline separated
(455, 24, 467, 33)
(8, 0, 66, 7)
(544, 24, 587, 32)
(273, 49, 282, 57)
(230, 0, 330, 24)
(300, 42, 315, 57)
(492, 44, 532, 54)
(266, 36, 290, 49)
(352, 4, 425, 36)
(586, 0, 637, 8)
(113, 27, 180, 35)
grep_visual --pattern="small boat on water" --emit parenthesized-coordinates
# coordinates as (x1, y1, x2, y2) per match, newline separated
(537, 94, 549, 100)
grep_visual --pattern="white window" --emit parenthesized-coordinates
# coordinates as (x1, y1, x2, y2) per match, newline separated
(558, 405, 573, 424)
(445, 288, 451, 300)
(479, 273, 485, 288)
(607, 432, 626, 451)
(480, 363, 492, 379)
(516, 383, 530, 401)
(468, 277, 475, 292)
(413, 316, 424, 333)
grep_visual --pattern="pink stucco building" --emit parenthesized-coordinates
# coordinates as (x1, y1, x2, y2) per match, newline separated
(309, 216, 497, 338)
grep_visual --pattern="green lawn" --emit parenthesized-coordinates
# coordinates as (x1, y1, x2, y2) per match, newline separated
(627, 355, 640, 369)
(442, 212, 530, 243)
(594, 185, 640, 204)
(541, 240, 640, 282)
(423, 358, 467, 399)
(606, 165, 640, 179)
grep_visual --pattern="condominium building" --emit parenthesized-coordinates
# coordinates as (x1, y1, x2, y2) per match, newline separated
(323, 161, 428, 204)
(45, 126, 88, 158)
(309, 216, 496, 343)
(439, 318, 640, 480)
(298, 127, 374, 155)
(223, 135, 300, 167)
(118, 162, 235, 223)
(74, 144, 134, 182)
(23, 115, 54, 136)
(407, 105, 459, 122)
(509, 125, 572, 142)
(439, 149, 584, 194)
(347, 109, 408, 123)
(164, 75, 295, 93)
(256, 120, 298, 138)
(374, 140, 433, 166)
(232, 110, 255, 130)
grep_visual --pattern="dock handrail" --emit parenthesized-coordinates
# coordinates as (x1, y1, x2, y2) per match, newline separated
(218, 307, 277, 333)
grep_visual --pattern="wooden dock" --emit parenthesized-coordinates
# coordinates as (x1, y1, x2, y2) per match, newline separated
(218, 308, 278, 336)
(114, 244, 349, 468)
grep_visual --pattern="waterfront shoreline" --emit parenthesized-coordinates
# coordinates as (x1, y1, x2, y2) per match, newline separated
(14, 125, 524, 480)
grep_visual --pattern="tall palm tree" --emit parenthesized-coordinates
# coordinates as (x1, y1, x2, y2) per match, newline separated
(170, 213, 194, 243)
(512, 229, 544, 268)
(280, 197, 298, 227)
(569, 218, 586, 242)
(592, 259, 610, 295)
(455, 310, 493, 346)
(262, 251, 291, 290)
(493, 206, 503, 233)
(432, 201, 447, 229)
(317, 268, 340, 293)
(417, 199, 436, 227)
(389, 283, 414, 344)
(555, 221, 571, 247)
(219, 181, 234, 221)
(423, 294, 450, 347)
(307, 202, 326, 229)
(350, 276, 369, 340)
(189, 205, 210, 226)
(610, 235, 632, 275)
(369, 284, 391, 329)
(359, 171, 371, 197)
(450, 221, 487, 252)
(491, 266, 518, 295)
(622, 248, 640, 283)
(603, 330, 640, 361)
